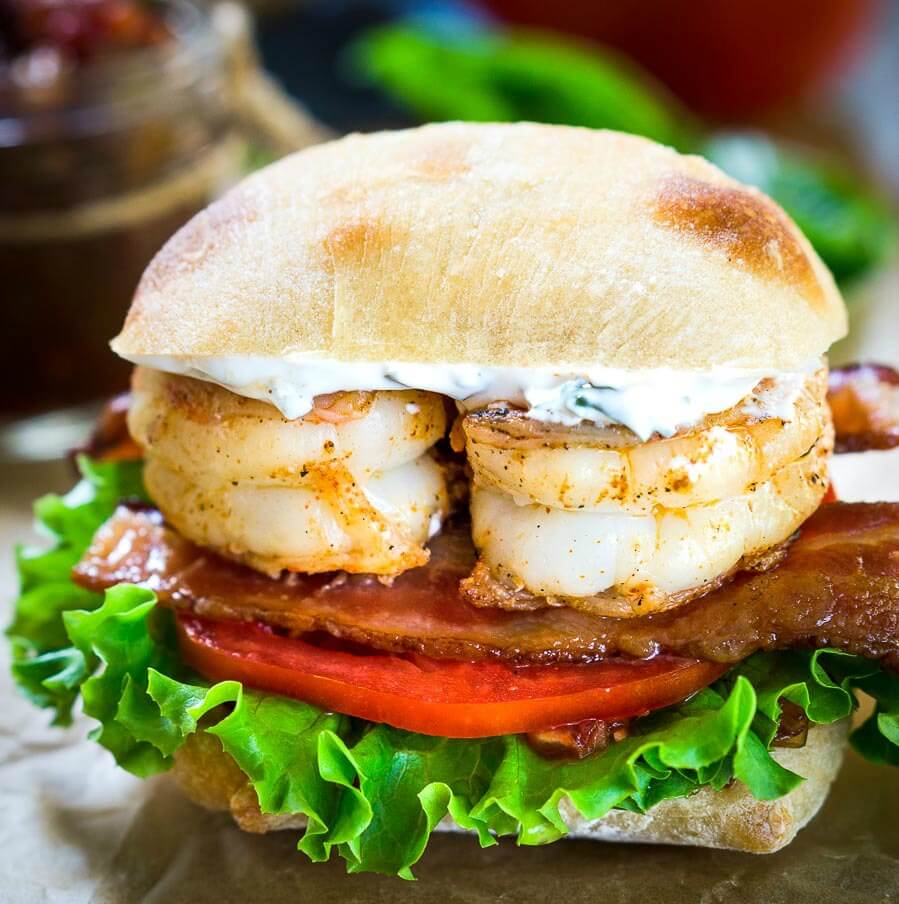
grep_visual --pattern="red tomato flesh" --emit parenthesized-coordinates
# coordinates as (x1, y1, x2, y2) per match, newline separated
(177, 615, 727, 738)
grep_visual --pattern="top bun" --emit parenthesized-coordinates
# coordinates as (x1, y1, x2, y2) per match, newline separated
(113, 122, 846, 371)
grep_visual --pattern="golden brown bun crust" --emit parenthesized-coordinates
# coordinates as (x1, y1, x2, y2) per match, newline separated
(113, 123, 846, 371)
(171, 720, 847, 854)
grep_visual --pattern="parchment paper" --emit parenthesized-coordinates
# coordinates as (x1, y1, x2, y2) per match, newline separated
(1, 273, 897, 904)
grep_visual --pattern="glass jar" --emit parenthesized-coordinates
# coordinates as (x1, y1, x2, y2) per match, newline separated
(0, 0, 244, 415)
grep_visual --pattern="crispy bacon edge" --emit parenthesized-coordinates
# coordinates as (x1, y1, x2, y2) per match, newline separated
(828, 363, 899, 454)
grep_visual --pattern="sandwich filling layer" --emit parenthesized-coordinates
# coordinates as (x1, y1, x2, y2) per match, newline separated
(127, 364, 831, 614)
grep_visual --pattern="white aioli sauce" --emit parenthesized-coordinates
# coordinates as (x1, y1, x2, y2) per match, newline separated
(124, 353, 812, 441)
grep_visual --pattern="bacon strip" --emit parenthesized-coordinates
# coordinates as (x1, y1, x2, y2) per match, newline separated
(74, 503, 899, 669)
(828, 364, 899, 454)
(74, 393, 142, 464)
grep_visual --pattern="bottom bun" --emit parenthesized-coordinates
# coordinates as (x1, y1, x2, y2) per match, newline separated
(170, 720, 848, 854)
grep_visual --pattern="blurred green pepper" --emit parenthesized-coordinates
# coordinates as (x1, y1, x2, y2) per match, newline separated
(350, 25, 698, 151)
(351, 24, 896, 286)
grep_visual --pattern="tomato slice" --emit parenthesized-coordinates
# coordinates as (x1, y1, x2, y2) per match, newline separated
(177, 615, 727, 738)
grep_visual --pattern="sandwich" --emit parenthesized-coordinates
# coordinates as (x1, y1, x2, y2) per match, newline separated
(10, 122, 899, 878)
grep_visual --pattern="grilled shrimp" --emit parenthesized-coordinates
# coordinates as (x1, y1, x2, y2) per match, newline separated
(144, 453, 448, 577)
(469, 432, 831, 614)
(130, 368, 449, 576)
(464, 370, 828, 513)
(129, 367, 447, 483)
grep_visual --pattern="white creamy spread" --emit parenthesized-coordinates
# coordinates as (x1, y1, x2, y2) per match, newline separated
(125, 353, 814, 441)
